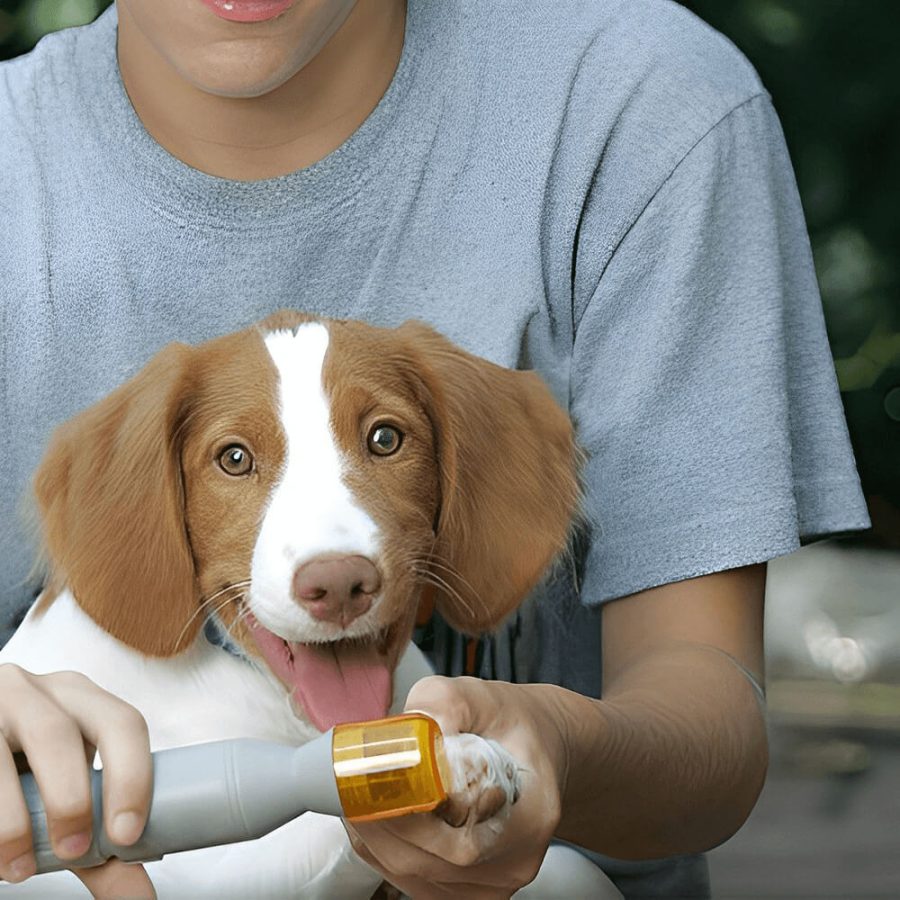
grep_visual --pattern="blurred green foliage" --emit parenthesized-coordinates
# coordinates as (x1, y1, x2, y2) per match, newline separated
(0, 0, 108, 55)
(1, 0, 898, 522)
(681, 0, 900, 533)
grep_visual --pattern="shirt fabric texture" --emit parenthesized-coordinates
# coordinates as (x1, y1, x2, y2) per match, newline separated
(0, 1, 870, 896)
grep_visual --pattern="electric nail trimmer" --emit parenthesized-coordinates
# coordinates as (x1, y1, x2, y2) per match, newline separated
(17, 713, 449, 875)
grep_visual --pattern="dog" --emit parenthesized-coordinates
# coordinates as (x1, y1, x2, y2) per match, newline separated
(0, 311, 584, 898)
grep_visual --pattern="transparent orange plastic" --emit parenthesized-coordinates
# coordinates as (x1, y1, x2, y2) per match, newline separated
(332, 713, 450, 822)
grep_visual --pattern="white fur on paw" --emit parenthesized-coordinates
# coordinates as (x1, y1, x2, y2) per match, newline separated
(440, 733, 521, 832)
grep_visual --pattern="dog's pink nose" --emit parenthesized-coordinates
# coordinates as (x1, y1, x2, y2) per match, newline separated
(292, 555, 381, 626)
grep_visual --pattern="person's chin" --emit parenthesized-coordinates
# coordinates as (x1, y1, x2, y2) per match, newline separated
(175, 47, 306, 98)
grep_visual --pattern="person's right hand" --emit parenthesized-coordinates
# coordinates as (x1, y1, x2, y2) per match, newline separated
(0, 663, 156, 899)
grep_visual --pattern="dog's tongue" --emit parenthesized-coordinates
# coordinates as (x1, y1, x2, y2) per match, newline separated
(288, 640, 392, 731)
(247, 616, 391, 731)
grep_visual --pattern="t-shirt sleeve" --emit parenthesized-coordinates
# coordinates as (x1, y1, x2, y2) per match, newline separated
(570, 93, 870, 605)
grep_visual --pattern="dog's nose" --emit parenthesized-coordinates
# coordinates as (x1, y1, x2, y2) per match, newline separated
(292, 555, 381, 626)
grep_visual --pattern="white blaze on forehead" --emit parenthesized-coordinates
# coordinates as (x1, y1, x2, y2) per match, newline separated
(250, 322, 380, 641)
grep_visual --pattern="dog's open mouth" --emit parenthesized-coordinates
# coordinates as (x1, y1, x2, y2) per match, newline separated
(245, 612, 392, 731)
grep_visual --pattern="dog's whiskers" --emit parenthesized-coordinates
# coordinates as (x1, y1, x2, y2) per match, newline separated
(422, 556, 485, 614)
(172, 580, 251, 651)
(401, 548, 490, 621)
(202, 579, 252, 606)
(219, 598, 253, 645)
(390, 544, 489, 622)
(410, 565, 478, 621)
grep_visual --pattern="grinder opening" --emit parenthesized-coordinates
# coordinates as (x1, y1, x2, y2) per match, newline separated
(332, 713, 450, 821)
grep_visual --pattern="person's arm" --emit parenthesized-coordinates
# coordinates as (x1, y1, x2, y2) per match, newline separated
(346, 563, 767, 898)
(559, 562, 767, 857)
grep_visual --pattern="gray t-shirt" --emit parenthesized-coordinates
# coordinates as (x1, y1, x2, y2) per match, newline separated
(0, 1, 869, 895)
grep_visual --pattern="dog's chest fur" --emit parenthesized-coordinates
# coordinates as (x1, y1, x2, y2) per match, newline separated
(2, 591, 319, 748)
(2, 591, 432, 753)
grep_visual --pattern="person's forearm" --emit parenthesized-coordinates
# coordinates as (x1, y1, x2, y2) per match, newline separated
(533, 642, 768, 858)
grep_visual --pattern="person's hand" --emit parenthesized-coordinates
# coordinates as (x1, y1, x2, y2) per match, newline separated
(0, 663, 156, 899)
(345, 675, 568, 900)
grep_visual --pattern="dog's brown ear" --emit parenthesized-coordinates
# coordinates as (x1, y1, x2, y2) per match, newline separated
(399, 322, 580, 635)
(34, 343, 200, 656)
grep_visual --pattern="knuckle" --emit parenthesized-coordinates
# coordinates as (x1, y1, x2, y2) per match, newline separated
(410, 674, 455, 706)
(45, 669, 94, 692)
(107, 701, 149, 738)
(444, 839, 483, 869)
(456, 675, 483, 692)
(457, 675, 491, 703)
(413, 675, 475, 726)
(0, 663, 30, 692)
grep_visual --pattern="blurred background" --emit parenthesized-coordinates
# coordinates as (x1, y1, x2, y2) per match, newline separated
(678, 4, 900, 898)
(1, 0, 898, 897)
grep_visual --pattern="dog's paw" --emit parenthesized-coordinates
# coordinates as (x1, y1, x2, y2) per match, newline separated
(438, 733, 521, 829)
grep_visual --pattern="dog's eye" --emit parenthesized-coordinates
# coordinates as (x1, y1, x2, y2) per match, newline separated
(367, 424, 403, 457)
(218, 444, 254, 476)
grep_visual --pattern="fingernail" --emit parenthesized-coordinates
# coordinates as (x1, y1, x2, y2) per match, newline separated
(111, 811, 145, 845)
(7, 852, 36, 882)
(57, 831, 91, 858)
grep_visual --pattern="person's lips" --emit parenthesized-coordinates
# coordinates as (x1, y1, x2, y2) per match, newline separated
(198, 0, 294, 24)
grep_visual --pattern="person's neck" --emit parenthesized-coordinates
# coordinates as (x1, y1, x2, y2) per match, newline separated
(117, 0, 406, 181)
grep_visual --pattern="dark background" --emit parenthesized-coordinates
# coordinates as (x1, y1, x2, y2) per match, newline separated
(2, 2, 899, 898)
(682, 0, 900, 550)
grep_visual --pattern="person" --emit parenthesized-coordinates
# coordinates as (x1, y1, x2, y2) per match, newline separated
(0, 0, 869, 897)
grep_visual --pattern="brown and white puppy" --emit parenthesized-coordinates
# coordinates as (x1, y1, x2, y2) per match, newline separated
(29, 310, 578, 730)
(0, 311, 580, 897)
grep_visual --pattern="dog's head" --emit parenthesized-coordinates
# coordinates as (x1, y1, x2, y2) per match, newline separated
(33, 312, 579, 730)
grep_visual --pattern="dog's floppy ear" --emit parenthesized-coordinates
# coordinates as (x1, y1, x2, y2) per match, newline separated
(399, 321, 580, 634)
(34, 343, 200, 656)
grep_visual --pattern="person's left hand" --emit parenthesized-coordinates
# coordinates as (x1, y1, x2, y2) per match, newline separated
(345, 675, 568, 900)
